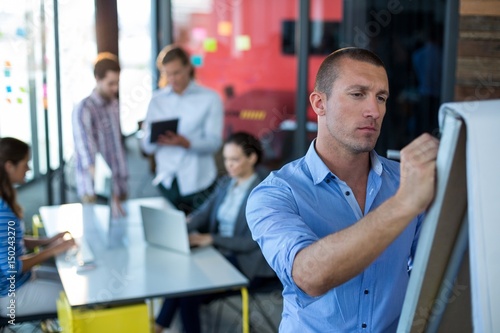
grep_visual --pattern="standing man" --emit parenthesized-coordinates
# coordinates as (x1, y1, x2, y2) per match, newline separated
(141, 45, 223, 214)
(246, 47, 439, 332)
(72, 52, 128, 215)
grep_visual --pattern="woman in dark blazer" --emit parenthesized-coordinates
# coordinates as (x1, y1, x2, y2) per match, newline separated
(155, 132, 275, 333)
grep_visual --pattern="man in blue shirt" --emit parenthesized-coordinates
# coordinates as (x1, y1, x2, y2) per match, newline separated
(246, 47, 439, 332)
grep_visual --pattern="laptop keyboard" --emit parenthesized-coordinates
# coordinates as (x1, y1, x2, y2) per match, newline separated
(67, 238, 95, 266)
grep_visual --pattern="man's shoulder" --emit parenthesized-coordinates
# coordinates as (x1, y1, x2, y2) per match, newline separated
(74, 94, 97, 113)
(258, 157, 309, 188)
(191, 82, 221, 99)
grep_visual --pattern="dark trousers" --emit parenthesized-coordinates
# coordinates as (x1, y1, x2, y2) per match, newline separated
(158, 178, 215, 215)
(155, 255, 278, 332)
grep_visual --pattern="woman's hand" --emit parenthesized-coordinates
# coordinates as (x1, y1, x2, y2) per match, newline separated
(47, 236, 76, 256)
(157, 132, 191, 149)
(48, 231, 72, 245)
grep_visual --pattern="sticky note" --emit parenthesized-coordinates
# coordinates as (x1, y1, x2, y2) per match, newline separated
(203, 38, 218, 52)
(4, 69, 11, 77)
(218, 21, 233, 36)
(236, 35, 251, 51)
(17, 98, 23, 104)
(4, 61, 11, 67)
(192, 27, 207, 41)
(16, 28, 26, 37)
(6, 98, 11, 104)
(6, 86, 12, 93)
(191, 55, 204, 67)
(19, 87, 27, 93)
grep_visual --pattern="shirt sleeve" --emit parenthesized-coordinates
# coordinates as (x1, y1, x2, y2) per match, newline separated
(72, 101, 97, 169)
(188, 92, 223, 154)
(246, 178, 323, 307)
(0, 207, 26, 296)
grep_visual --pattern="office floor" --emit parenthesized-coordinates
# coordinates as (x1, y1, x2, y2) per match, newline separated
(15, 135, 283, 333)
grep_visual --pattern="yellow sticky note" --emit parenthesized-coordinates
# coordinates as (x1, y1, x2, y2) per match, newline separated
(204, 38, 218, 52)
(236, 35, 251, 51)
(218, 21, 233, 36)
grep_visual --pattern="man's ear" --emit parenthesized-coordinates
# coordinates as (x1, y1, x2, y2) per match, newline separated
(309, 91, 326, 116)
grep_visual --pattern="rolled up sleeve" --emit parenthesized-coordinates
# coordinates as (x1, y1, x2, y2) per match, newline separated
(246, 178, 322, 307)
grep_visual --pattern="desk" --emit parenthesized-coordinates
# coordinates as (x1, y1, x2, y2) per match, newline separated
(39, 197, 249, 330)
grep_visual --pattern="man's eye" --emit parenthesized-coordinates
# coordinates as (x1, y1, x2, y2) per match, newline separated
(377, 96, 387, 103)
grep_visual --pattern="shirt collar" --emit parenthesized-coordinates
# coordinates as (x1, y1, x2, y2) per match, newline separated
(165, 80, 196, 95)
(230, 172, 258, 191)
(305, 140, 384, 185)
(89, 88, 113, 107)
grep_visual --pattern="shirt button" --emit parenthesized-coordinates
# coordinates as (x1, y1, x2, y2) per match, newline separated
(362, 323, 367, 329)
(345, 191, 351, 196)
(364, 289, 369, 294)
(326, 179, 330, 183)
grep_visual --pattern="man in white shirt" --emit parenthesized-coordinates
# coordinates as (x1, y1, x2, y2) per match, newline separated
(141, 46, 223, 214)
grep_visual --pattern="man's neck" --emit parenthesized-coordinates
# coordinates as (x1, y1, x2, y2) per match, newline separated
(315, 139, 371, 185)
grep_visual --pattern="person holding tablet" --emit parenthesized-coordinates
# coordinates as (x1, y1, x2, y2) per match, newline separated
(141, 45, 223, 214)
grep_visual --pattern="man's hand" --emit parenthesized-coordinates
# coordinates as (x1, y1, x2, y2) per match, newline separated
(396, 133, 440, 215)
(189, 233, 213, 247)
(111, 195, 127, 218)
(157, 131, 191, 149)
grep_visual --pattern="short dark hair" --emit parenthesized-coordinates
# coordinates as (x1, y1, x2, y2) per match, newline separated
(94, 52, 120, 79)
(314, 47, 386, 98)
(160, 45, 195, 79)
(225, 132, 263, 165)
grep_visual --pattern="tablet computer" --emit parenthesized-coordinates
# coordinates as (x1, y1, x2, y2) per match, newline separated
(150, 119, 179, 143)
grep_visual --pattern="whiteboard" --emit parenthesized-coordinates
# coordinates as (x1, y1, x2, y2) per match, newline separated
(398, 99, 500, 333)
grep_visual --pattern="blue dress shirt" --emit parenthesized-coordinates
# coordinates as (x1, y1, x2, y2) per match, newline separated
(246, 141, 424, 332)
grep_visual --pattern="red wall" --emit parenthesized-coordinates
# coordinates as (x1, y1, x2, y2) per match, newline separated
(181, 0, 343, 100)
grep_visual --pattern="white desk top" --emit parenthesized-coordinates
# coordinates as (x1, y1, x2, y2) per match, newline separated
(39, 197, 248, 308)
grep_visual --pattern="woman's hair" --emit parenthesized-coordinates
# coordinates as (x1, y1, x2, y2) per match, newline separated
(224, 132, 263, 165)
(156, 44, 195, 88)
(0, 137, 30, 218)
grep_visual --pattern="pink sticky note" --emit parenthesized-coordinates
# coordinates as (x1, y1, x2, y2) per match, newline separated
(192, 27, 207, 41)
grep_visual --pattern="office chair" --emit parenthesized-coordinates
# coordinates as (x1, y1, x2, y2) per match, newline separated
(204, 277, 283, 333)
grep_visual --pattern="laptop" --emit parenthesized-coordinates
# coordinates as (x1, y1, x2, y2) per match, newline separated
(140, 205, 191, 255)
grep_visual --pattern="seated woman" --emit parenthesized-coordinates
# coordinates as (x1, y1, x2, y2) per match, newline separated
(155, 132, 275, 333)
(0, 137, 75, 317)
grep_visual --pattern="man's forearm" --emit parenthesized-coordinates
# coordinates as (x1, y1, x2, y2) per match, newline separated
(292, 195, 419, 297)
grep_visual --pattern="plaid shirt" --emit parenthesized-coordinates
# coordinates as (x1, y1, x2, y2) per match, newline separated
(72, 89, 128, 198)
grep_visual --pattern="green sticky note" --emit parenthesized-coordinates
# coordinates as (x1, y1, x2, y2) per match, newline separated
(19, 87, 27, 93)
(203, 38, 218, 52)
(17, 97, 22, 104)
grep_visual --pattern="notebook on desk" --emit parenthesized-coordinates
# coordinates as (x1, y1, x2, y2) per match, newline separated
(140, 205, 191, 255)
